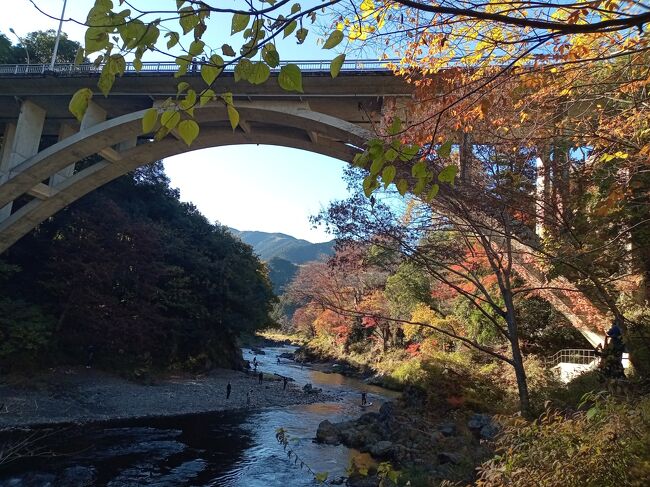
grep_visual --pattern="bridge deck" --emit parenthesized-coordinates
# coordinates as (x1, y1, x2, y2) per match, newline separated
(0, 61, 412, 138)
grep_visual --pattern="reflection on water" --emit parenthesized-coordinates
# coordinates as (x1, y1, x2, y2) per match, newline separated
(0, 346, 398, 487)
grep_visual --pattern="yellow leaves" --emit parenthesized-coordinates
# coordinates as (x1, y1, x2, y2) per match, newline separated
(600, 151, 629, 162)
(221, 92, 239, 131)
(593, 186, 625, 216)
(142, 107, 158, 133)
(360, 0, 375, 12)
(69, 88, 94, 122)
(177, 119, 199, 146)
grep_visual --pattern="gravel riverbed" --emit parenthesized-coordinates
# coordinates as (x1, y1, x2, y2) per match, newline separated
(0, 366, 336, 430)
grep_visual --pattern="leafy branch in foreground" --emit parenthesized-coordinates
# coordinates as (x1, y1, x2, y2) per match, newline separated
(69, 0, 346, 145)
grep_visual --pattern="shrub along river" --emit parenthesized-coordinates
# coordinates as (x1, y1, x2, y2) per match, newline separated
(0, 346, 399, 486)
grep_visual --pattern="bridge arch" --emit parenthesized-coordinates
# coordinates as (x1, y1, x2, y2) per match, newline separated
(0, 102, 371, 253)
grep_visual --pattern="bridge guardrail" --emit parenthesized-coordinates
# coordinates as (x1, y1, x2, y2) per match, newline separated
(0, 59, 398, 76)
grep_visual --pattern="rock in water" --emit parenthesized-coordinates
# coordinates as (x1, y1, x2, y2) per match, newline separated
(316, 420, 341, 445)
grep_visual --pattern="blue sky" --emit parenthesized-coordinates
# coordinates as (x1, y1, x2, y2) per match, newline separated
(1, 0, 354, 242)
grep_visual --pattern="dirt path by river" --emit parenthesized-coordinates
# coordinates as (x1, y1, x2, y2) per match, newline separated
(0, 366, 336, 430)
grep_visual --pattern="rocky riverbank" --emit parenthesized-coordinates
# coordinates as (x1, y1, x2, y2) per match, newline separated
(316, 387, 497, 486)
(0, 366, 335, 430)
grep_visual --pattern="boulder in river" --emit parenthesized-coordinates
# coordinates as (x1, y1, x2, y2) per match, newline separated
(278, 352, 294, 360)
(302, 383, 322, 394)
(250, 347, 266, 355)
(316, 420, 341, 445)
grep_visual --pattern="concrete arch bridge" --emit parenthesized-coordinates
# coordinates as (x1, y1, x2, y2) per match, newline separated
(0, 59, 412, 253)
(0, 59, 610, 350)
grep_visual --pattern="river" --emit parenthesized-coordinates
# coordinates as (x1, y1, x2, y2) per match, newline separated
(0, 345, 399, 486)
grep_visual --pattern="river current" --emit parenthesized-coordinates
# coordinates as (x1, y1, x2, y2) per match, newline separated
(0, 345, 399, 486)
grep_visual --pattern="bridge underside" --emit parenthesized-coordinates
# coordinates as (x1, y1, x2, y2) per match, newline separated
(0, 102, 372, 253)
(0, 70, 413, 253)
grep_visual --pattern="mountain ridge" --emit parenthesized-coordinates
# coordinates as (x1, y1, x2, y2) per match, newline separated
(229, 228, 334, 265)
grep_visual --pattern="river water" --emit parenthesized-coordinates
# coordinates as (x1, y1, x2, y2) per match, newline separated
(0, 346, 399, 486)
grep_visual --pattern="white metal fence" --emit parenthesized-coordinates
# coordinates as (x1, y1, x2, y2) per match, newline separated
(0, 59, 396, 76)
(546, 348, 598, 367)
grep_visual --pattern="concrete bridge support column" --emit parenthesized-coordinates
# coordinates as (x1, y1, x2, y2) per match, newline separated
(49, 101, 107, 188)
(0, 100, 46, 221)
(49, 124, 77, 187)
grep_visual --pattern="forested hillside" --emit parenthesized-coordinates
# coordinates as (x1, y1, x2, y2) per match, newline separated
(230, 229, 334, 264)
(0, 162, 275, 374)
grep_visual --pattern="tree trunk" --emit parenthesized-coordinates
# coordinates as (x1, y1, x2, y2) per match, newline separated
(504, 290, 531, 416)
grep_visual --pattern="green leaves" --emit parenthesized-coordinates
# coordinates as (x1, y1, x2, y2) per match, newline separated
(426, 183, 439, 201)
(278, 64, 303, 92)
(84, 27, 109, 55)
(221, 92, 239, 130)
(161, 110, 181, 130)
(142, 107, 158, 133)
(166, 32, 180, 49)
(296, 28, 308, 44)
(262, 44, 280, 68)
(69, 88, 94, 122)
(188, 39, 205, 57)
(179, 6, 200, 35)
(382, 165, 396, 188)
(227, 105, 239, 131)
(177, 119, 199, 146)
(438, 164, 458, 184)
(283, 21, 297, 38)
(363, 175, 379, 197)
(396, 179, 408, 196)
(249, 62, 271, 84)
(323, 30, 344, 49)
(330, 54, 345, 78)
(231, 13, 250, 34)
(438, 140, 453, 159)
(201, 54, 224, 86)
(234, 58, 253, 82)
(174, 55, 191, 77)
(199, 89, 216, 106)
(98, 55, 126, 96)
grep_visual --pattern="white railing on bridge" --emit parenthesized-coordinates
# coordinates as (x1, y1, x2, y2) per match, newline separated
(0, 59, 396, 76)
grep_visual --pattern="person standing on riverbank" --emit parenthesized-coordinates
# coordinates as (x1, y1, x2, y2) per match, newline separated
(226, 381, 231, 399)
(283, 377, 288, 390)
(258, 371, 263, 385)
(361, 392, 367, 406)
